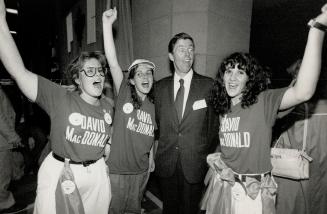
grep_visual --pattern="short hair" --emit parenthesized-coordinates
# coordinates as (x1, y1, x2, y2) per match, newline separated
(210, 52, 270, 115)
(67, 51, 107, 87)
(168, 32, 194, 53)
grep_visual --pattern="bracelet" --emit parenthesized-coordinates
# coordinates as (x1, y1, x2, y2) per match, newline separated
(308, 19, 327, 32)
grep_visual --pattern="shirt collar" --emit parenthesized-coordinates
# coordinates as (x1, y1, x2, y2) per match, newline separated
(174, 69, 193, 85)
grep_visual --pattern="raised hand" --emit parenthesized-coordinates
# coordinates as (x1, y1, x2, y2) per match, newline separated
(102, 7, 117, 25)
(315, 4, 327, 26)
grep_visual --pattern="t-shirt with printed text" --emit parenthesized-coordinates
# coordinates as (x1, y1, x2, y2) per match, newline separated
(36, 76, 113, 162)
(220, 88, 287, 174)
(108, 78, 155, 174)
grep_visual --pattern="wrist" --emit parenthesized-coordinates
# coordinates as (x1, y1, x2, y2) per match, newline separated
(308, 19, 327, 32)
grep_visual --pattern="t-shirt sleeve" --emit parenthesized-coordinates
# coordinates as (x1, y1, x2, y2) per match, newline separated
(115, 77, 130, 107)
(36, 75, 67, 115)
(263, 87, 288, 126)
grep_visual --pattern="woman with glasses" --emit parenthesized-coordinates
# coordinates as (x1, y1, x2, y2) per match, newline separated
(103, 8, 156, 214)
(0, 1, 113, 213)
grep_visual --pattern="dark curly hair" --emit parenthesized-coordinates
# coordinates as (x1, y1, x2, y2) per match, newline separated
(209, 52, 270, 115)
(128, 65, 155, 109)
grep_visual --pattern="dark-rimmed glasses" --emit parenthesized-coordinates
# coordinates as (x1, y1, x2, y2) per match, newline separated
(80, 67, 108, 77)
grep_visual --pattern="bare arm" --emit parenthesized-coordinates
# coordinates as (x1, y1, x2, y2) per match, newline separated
(280, 4, 327, 110)
(0, 0, 37, 101)
(102, 7, 123, 93)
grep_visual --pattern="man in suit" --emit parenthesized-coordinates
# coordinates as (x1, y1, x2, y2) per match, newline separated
(154, 32, 218, 214)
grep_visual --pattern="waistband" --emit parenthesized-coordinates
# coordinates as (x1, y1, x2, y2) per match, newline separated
(52, 153, 98, 167)
(233, 171, 271, 183)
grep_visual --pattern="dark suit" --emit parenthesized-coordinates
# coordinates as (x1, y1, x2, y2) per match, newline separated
(154, 72, 218, 214)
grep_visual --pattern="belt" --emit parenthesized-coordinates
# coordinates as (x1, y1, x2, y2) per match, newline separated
(52, 153, 97, 167)
(234, 172, 271, 182)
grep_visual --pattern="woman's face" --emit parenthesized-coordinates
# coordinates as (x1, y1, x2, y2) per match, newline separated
(76, 58, 105, 104)
(223, 63, 249, 104)
(130, 63, 154, 100)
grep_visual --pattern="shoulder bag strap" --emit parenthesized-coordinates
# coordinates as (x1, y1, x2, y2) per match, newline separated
(301, 103, 313, 161)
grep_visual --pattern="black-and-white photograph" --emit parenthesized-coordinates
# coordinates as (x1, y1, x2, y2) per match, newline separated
(0, 0, 327, 213)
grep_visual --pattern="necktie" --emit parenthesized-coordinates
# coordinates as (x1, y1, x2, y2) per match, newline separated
(175, 79, 184, 123)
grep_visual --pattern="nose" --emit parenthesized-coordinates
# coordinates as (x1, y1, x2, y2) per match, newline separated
(229, 71, 237, 80)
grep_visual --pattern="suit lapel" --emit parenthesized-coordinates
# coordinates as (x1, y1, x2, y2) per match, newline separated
(167, 76, 179, 126)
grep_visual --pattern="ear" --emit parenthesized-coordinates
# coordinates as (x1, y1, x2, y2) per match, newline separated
(74, 77, 81, 85)
(168, 53, 174, 62)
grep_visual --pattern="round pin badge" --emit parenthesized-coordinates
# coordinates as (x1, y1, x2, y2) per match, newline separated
(61, 180, 76, 194)
(104, 112, 112, 125)
(69, 112, 83, 126)
(123, 103, 133, 114)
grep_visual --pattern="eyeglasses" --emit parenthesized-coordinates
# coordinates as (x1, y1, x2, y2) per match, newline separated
(80, 67, 108, 77)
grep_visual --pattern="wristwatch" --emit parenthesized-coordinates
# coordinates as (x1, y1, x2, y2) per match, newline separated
(308, 19, 327, 32)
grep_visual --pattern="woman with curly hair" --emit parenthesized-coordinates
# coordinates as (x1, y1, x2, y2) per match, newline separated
(102, 8, 156, 214)
(202, 4, 327, 214)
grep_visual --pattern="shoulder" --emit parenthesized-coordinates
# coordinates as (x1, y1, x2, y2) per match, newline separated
(155, 75, 173, 88)
(192, 72, 214, 89)
(193, 72, 213, 82)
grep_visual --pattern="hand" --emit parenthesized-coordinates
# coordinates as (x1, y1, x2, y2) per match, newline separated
(315, 4, 327, 26)
(102, 7, 117, 25)
(9, 138, 24, 148)
(104, 142, 111, 161)
(149, 157, 155, 172)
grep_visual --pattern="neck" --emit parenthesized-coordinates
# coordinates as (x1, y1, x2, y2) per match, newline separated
(136, 90, 146, 101)
(231, 96, 241, 106)
(80, 93, 100, 106)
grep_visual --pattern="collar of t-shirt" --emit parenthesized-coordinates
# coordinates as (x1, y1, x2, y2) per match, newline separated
(174, 69, 193, 117)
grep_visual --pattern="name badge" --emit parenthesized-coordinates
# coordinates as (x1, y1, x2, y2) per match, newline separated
(192, 99, 207, 110)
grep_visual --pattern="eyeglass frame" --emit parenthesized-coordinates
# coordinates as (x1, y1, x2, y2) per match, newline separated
(79, 67, 108, 77)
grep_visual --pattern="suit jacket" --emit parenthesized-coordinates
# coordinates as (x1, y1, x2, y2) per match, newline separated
(154, 72, 218, 183)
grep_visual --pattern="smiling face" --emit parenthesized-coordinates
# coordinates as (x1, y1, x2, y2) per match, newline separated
(129, 63, 154, 100)
(223, 63, 249, 105)
(169, 38, 194, 77)
(75, 57, 105, 105)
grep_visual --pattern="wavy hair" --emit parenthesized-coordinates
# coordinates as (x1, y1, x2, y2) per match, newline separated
(128, 65, 155, 109)
(209, 52, 270, 115)
(67, 51, 107, 88)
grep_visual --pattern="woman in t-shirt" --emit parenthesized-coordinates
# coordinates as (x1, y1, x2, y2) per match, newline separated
(202, 4, 327, 214)
(0, 1, 113, 213)
(102, 8, 156, 214)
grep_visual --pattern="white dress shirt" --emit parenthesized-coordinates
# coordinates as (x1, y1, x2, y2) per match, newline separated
(174, 69, 193, 118)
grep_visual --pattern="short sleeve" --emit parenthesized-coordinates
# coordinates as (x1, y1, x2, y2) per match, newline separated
(263, 87, 288, 126)
(36, 75, 67, 115)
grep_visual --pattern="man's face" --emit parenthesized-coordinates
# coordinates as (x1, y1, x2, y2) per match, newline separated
(169, 39, 194, 77)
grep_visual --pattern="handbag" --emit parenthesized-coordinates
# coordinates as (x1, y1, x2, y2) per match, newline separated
(55, 156, 85, 214)
(271, 103, 313, 180)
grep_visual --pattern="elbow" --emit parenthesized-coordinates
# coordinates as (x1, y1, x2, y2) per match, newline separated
(296, 90, 314, 103)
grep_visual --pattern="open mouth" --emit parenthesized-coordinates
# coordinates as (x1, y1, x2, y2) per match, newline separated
(228, 83, 238, 90)
(141, 82, 150, 88)
(93, 80, 102, 89)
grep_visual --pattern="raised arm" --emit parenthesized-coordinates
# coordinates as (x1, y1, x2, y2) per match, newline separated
(280, 4, 327, 110)
(102, 7, 123, 93)
(0, 0, 37, 101)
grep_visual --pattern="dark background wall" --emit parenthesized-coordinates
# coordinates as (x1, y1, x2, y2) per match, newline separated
(251, 0, 327, 87)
